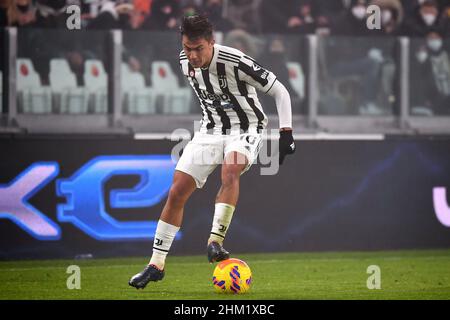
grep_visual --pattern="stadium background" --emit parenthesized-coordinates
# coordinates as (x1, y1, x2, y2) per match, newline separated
(0, 0, 450, 260)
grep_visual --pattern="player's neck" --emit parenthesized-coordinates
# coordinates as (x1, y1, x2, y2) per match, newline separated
(201, 47, 215, 70)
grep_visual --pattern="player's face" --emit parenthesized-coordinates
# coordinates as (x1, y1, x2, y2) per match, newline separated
(182, 35, 215, 69)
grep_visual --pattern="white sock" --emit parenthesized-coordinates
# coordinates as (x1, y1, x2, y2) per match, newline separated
(209, 203, 235, 245)
(149, 220, 180, 270)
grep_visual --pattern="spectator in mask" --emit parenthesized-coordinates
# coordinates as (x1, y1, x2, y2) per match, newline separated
(410, 43, 432, 115)
(88, 0, 134, 30)
(330, 0, 371, 36)
(421, 31, 450, 114)
(369, 0, 404, 36)
(7, 0, 36, 27)
(401, 0, 444, 36)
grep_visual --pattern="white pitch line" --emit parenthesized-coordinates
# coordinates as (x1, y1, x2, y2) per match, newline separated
(1, 255, 448, 272)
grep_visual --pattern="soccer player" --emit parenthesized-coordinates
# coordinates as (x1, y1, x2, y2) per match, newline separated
(129, 14, 295, 289)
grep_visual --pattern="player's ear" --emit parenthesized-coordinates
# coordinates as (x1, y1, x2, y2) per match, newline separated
(210, 38, 216, 46)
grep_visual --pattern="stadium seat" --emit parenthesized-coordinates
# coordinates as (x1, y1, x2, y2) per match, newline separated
(50, 58, 88, 114)
(286, 62, 305, 100)
(16, 58, 52, 113)
(121, 63, 156, 114)
(84, 59, 108, 113)
(151, 61, 191, 114)
(411, 106, 434, 116)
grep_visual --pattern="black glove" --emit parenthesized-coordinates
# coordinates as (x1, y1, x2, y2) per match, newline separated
(279, 130, 296, 165)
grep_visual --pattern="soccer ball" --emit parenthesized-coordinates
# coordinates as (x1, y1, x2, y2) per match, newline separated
(212, 258, 252, 294)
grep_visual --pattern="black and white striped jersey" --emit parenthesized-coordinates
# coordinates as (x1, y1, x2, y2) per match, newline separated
(179, 44, 277, 135)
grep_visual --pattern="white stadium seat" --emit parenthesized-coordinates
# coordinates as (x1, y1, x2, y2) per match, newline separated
(151, 61, 191, 114)
(286, 61, 305, 100)
(121, 63, 156, 114)
(16, 58, 52, 113)
(50, 58, 88, 114)
(84, 59, 108, 113)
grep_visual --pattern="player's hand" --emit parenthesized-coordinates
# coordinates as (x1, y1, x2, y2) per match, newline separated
(279, 129, 296, 165)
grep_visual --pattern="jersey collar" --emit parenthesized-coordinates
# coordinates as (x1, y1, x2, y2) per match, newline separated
(200, 44, 219, 72)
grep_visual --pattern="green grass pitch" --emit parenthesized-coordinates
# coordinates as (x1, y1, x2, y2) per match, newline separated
(1, 249, 449, 300)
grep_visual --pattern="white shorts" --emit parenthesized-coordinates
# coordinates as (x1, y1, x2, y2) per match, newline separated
(175, 132, 263, 188)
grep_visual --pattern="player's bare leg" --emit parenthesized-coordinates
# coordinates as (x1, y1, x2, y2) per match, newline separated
(216, 151, 247, 205)
(207, 152, 248, 263)
(160, 170, 197, 227)
(129, 171, 196, 289)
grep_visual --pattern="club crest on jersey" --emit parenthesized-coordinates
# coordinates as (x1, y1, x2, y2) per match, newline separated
(219, 75, 228, 89)
(189, 70, 195, 78)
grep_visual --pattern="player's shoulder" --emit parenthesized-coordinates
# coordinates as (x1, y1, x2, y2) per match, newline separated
(179, 50, 189, 72)
(179, 49, 187, 59)
(216, 44, 244, 58)
(216, 44, 258, 68)
(178, 50, 190, 77)
(216, 44, 247, 65)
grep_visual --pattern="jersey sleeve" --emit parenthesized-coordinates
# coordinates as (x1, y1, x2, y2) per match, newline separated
(179, 50, 188, 76)
(237, 55, 277, 93)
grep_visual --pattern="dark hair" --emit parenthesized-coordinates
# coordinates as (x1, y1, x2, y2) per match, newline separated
(422, 0, 438, 8)
(180, 14, 213, 41)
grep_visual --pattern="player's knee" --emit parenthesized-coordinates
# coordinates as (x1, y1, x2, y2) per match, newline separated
(221, 166, 241, 188)
(167, 183, 189, 206)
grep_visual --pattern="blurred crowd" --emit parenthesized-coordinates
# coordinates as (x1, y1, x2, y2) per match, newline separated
(1, 0, 448, 116)
(0, 0, 448, 37)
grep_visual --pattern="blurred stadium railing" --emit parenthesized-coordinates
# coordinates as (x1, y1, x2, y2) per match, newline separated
(0, 27, 449, 135)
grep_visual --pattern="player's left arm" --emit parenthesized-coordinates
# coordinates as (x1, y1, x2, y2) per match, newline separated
(266, 80, 296, 165)
(238, 56, 296, 165)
